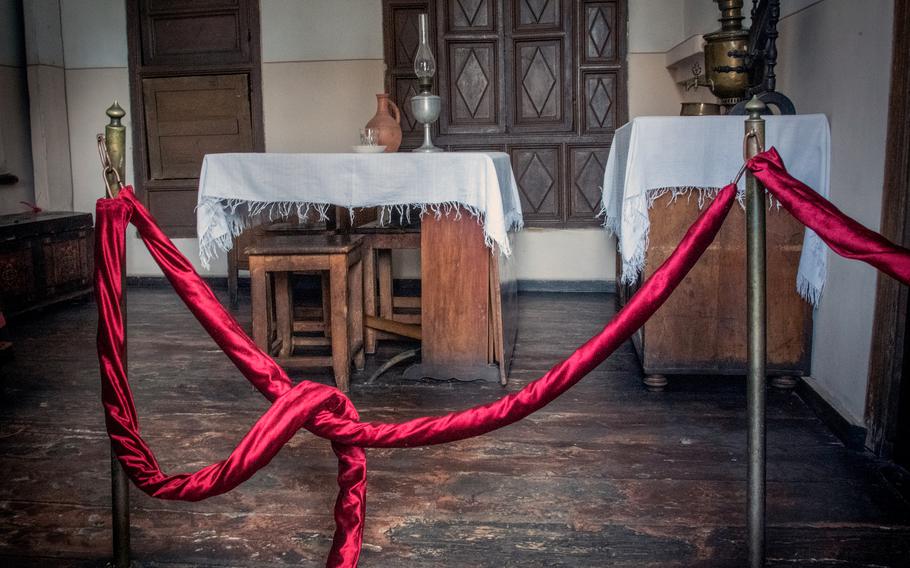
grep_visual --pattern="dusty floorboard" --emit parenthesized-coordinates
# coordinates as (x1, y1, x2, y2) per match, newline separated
(1, 289, 909, 567)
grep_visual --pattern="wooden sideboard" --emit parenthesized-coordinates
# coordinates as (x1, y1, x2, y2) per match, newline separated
(618, 193, 812, 390)
(0, 212, 94, 317)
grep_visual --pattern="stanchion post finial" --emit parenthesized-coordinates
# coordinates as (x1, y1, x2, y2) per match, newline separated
(105, 101, 126, 197)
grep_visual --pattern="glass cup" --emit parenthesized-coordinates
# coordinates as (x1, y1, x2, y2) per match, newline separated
(360, 128, 378, 146)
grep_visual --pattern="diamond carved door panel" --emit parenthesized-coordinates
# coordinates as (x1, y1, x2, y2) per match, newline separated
(581, 1, 617, 64)
(513, 0, 560, 30)
(385, 1, 433, 146)
(393, 77, 422, 136)
(447, 0, 495, 31)
(447, 42, 499, 130)
(582, 71, 617, 133)
(514, 40, 564, 127)
(568, 146, 609, 220)
(391, 7, 425, 69)
(510, 146, 562, 222)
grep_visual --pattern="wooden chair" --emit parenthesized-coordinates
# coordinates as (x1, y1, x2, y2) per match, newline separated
(246, 234, 364, 392)
(354, 220, 421, 354)
(227, 215, 329, 308)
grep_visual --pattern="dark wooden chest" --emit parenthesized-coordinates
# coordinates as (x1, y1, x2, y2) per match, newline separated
(0, 212, 94, 317)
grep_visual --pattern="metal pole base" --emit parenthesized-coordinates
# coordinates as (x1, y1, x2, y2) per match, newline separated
(111, 448, 131, 567)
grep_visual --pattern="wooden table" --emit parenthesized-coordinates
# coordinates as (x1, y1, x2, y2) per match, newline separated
(403, 213, 518, 385)
(196, 152, 523, 385)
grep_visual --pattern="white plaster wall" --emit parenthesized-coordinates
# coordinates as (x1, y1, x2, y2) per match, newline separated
(59, 0, 127, 69)
(629, 0, 685, 53)
(262, 60, 386, 153)
(514, 229, 616, 281)
(0, 0, 35, 215)
(261, 0, 383, 62)
(683, 0, 723, 39)
(682, 0, 825, 39)
(772, 0, 894, 424)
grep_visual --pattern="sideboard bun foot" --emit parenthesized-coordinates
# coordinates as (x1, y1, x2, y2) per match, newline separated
(642, 374, 668, 392)
(771, 375, 799, 390)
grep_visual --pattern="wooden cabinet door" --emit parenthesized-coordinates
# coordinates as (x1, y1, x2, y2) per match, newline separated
(141, 74, 254, 234)
(127, 0, 263, 237)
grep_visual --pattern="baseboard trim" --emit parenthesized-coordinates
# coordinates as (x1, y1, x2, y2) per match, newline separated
(127, 276, 616, 294)
(518, 279, 615, 293)
(127, 276, 231, 290)
(796, 378, 867, 451)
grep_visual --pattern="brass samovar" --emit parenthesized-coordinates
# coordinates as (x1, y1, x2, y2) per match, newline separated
(703, 0, 750, 105)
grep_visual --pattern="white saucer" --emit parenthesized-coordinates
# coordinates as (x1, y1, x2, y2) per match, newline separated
(352, 145, 387, 154)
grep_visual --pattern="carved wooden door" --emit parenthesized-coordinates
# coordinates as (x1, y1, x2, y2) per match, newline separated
(383, 0, 627, 227)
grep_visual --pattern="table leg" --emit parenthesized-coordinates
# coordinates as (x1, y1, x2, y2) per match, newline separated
(350, 255, 365, 371)
(329, 255, 351, 392)
(363, 239, 377, 354)
(250, 259, 269, 352)
(274, 271, 292, 357)
(403, 213, 500, 382)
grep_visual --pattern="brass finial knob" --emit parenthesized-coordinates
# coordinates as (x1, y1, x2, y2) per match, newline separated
(716, 0, 745, 31)
(106, 101, 125, 126)
(745, 95, 766, 119)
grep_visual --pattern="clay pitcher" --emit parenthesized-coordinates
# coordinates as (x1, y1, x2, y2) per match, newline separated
(365, 94, 402, 152)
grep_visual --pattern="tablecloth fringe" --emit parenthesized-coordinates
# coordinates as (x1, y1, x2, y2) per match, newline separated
(198, 198, 524, 268)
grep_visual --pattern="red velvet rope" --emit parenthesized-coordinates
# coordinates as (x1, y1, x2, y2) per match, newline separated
(96, 184, 735, 566)
(747, 148, 910, 286)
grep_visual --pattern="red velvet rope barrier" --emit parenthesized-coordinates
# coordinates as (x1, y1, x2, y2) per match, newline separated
(96, 184, 735, 566)
(747, 148, 910, 286)
(94, 151, 910, 566)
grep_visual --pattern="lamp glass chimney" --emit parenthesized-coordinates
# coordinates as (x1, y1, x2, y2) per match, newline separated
(414, 14, 436, 93)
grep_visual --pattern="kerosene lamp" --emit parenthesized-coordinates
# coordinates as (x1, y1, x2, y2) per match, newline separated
(410, 14, 442, 153)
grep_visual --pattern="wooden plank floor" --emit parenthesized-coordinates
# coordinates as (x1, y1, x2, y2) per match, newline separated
(1, 289, 909, 567)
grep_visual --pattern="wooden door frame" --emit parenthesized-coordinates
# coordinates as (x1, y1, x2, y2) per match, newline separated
(865, 0, 910, 457)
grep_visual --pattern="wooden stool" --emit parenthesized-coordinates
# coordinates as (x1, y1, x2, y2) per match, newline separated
(246, 234, 365, 392)
(354, 222, 421, 354)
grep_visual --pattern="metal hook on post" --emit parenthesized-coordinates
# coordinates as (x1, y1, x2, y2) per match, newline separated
(744, 94, 768, 568)
(97, 135, 124, 198)
(731, 130, 765, 188)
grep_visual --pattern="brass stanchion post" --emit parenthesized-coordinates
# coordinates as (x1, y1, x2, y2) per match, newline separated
(104, 101, 131, 568)
(744, 95, 767, 567)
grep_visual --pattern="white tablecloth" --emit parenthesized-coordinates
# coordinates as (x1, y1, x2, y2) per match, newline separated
(196, 152, 523, 268)
(601, 114, 831, 304)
